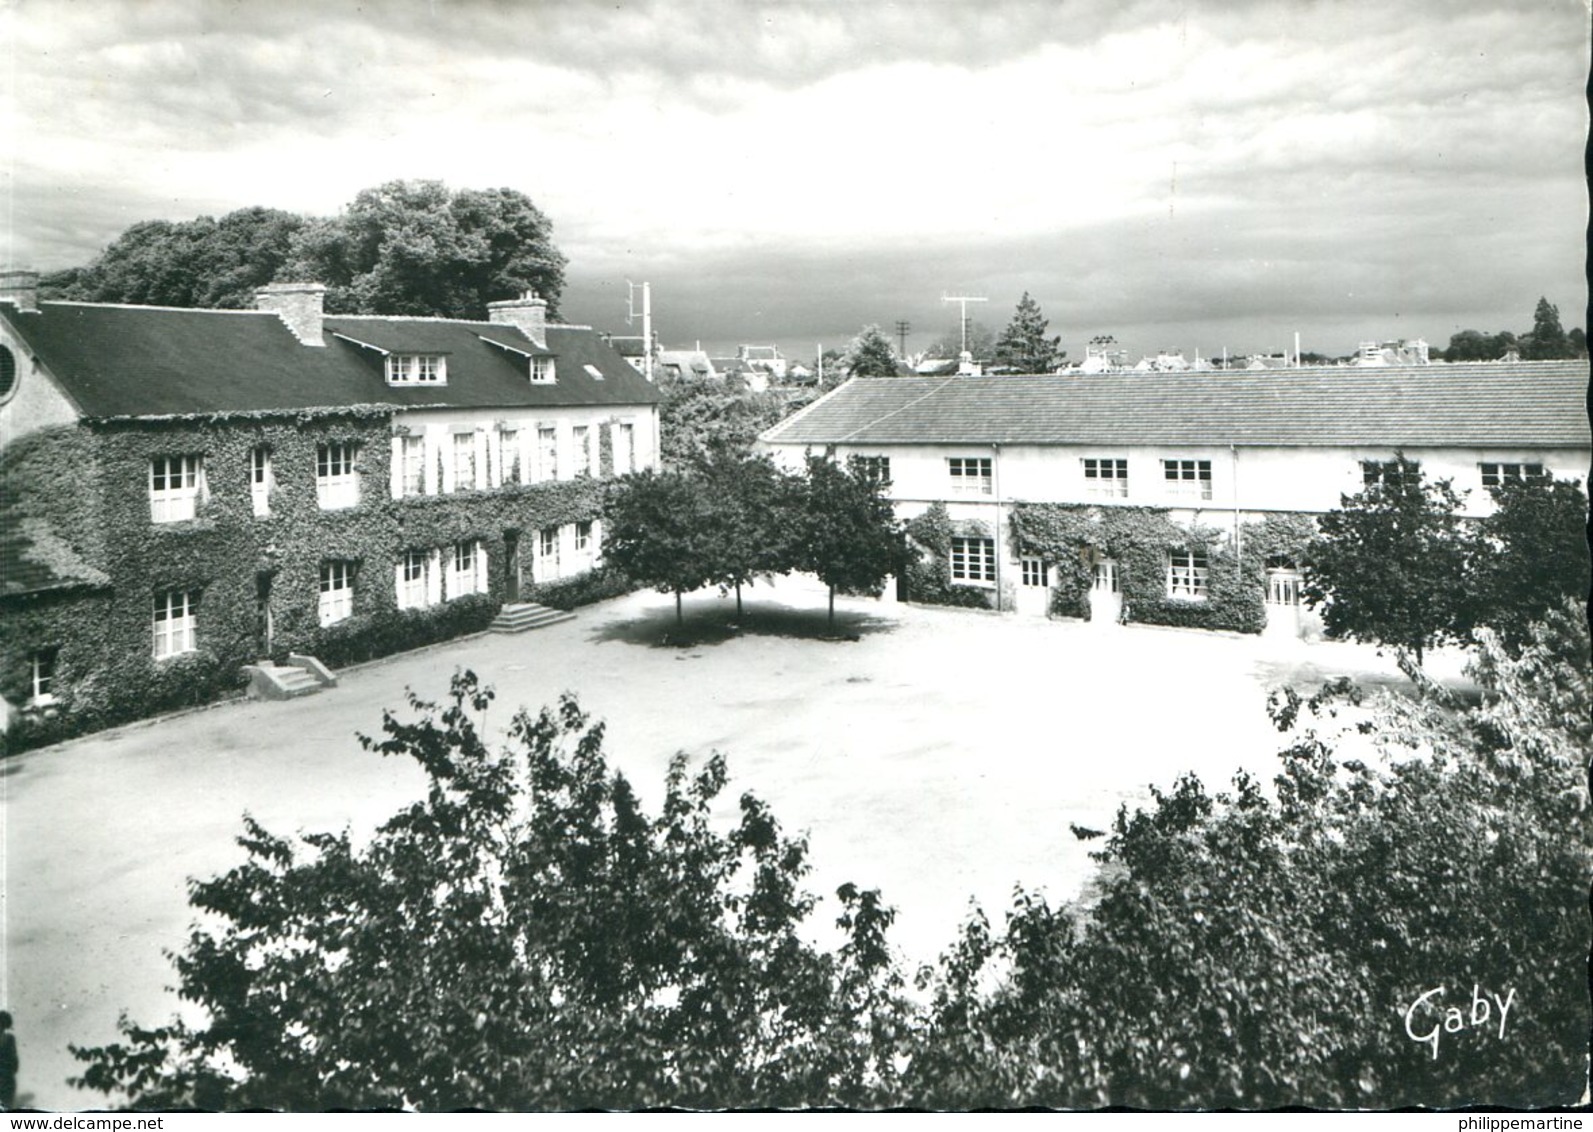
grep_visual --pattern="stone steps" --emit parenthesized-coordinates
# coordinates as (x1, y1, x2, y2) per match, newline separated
(489, 602, 577, 634)
(243, 655, 337, 701)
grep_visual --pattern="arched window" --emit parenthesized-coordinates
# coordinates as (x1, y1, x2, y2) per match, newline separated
(0, 345, 17, 399)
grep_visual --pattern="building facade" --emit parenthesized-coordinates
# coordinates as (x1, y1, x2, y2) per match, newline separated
(0, 277, 661, 743)
(759, 364, 1590, 629)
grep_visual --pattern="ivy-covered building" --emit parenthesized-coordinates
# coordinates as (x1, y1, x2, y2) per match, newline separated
(759, 363, 1589, 631)
(0, 273, 661, 744)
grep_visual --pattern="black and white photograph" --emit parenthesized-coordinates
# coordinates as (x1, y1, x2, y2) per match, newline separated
(0, 0, 1588, 1114)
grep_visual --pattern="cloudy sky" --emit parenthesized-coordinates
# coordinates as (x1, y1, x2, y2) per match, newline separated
(2, 0, 1587, 361)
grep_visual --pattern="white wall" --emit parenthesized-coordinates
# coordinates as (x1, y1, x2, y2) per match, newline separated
(0, 321, 80, 450)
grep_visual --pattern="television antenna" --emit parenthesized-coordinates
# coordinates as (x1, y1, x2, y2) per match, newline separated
(941, 292, 987, 356)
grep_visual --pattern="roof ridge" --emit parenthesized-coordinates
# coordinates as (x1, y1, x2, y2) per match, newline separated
(39, 301, 272, 315)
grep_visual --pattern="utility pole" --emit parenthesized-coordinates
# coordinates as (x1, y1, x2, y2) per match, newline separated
(627, 281, 653, 382)
(894, 319, 911, 358)
(942, 293, 988, 356)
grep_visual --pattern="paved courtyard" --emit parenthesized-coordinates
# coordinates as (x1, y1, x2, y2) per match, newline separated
(1, 576, 1462, 1110)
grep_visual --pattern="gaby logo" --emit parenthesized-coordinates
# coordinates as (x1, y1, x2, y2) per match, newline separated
(1404, 984, 1516, 1059)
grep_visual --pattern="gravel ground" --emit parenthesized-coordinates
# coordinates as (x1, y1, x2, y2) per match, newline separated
(0, 576, 1466, 1110)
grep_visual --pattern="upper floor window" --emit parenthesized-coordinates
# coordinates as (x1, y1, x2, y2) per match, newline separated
(150, 454, 205, 523)
(1083, 457, 1128, 498)
(398, 435, 426, 497)
(316, 443, 360, 509)
(1362, 459, 1419, 488)
(318, 561, 355, 627)
(451, 432, 478, 493)
(153, 589, 198, 659)
(853, 456, 891, 487)
(948, 457, 993, 496)
(1167, 549, 1209, 599)
(950, 536, 996, 583)
(386, 354, 446, 385)
(613, 422, 635, 476)
(499, 428, 522, 486)
(249, 448, 272, 517)
(1480, 462, 1547, 490)
(538, 426, 559, 481)
(531, 357, 556, 385)
(1162, 459, 1211, 500)
(573, 426, 592, 476)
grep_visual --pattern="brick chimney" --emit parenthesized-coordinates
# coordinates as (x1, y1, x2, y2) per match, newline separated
(0, 270, 40, 313)
(255, 282, 326, 346)
(487, 291, 548, 348)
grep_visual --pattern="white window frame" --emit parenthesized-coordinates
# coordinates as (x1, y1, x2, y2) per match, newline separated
(574, 519, 593, 554)
(448, 540, 487, 599)
(153, 589, 198, 659)
(537, 526, 560, 580)
(614, 422, 635, 475)
(1163, 459, 1212, 501)
(28, 648, 58, 706)
(316, 443, 360, 510)
(538, 426, 559, 482)
(948, 457, 993, 496)
(499, 428, 522, 487)
(386, 354, 446, 386)
(950, 536, 996, 584)
(1083, 457, 1129, 499)
(318, 561, 355, 627)
(249, 447, 272, 517)
(397, 435, 426, 497)
(398, 549, 431, 610)
(531, 357, 556, 385)
(573, 425, 592, 477)
(1020, 557, 1048, 587)
(854, 455, 891, 486)
(1167, 549, 1209, 600)
(451, 432, 478, 493)
(1361, 459, 1419, 488)
(150, 454, 205, 523)
(1480, 462, 1546, 490)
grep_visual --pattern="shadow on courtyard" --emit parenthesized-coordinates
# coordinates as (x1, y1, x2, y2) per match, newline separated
(586, 598, 900, 649)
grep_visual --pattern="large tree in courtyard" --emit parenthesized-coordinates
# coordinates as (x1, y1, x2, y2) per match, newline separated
(792, 455, 900, 629)
(1302, 454, 1471, 665)
(1466, 475, 1589, 649)
(698, 448, 801, 619)
(601, 469, 718, 626)
(992, 292, 1065, 373)
(70, 676, 910, 1110)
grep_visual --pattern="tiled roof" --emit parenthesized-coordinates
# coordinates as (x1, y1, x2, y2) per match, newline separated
(3, 302, 659, 419)
(761, 363, 1592, 449)
(0, 517, 109, 600)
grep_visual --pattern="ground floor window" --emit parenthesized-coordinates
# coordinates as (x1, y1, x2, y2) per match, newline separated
(950, 537, 996, 583)
(1020, 557, 1048, 587)
(1167, 549, 1209, 599)
(28, 648, 58, 704)
(319, 561, 355, 627)
(575, 520, 593, 553)
(398, 549, 433, 610)
(536, 526, 560, 579)
(153, 589, 198, 658)
(1265, 555, 1302, 605)
(449, 540, 488, 599)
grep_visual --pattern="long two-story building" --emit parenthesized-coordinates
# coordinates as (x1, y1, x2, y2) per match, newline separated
(760, 364, 1590, 628)
(0, 274, 661, 743)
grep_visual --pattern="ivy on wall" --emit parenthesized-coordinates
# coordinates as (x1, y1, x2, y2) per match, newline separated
(901, 503, 996, 610)
(1009, 503, 1283, 633)
(2, 413, 622, 753)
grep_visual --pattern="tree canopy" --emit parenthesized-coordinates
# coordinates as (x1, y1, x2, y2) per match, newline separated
(600, 468, 719, 624)
(792, 454, 901, 627)
(40, 181, 567, 320)
(1467, 475, 1590, 649)
(992, 292, 1065, 374)
(1302, 454, 1471, 664)
(1444, 296, 1585, 361)
(842, 324, 901, 378)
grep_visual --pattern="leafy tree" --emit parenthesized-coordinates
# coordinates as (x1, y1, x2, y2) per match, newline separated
(842, 324, 900, 378)
(1467, 475, 1589, 649)
(924, 320, 996, 362)
(992, 292, 1065, 374)
(601, 469, 717, 626)
(70, 676, 911, 1110)
(1443, 329, 1516, 363)
(1302, 454, 1471, 664)
(903, 602, 1591, 1109)
(792, 455, 900, 629)
(39, 209, 307, 309)
(287, 181, 567, 319)
(698, 448, 800, 619)
(1521, 296, 1569, 360)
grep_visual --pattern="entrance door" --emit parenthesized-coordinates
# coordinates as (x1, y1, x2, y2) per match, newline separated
(1015, 556, 1051, 616)
(504, 532, 522, 604)
(1089, 557, 1121, 624)
(1265, 566, 1303, 636)
(255, 572, 274, 658)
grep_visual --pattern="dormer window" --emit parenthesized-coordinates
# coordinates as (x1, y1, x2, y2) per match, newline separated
(531, 357, 556, 385)
(387, 354, 446, 385)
